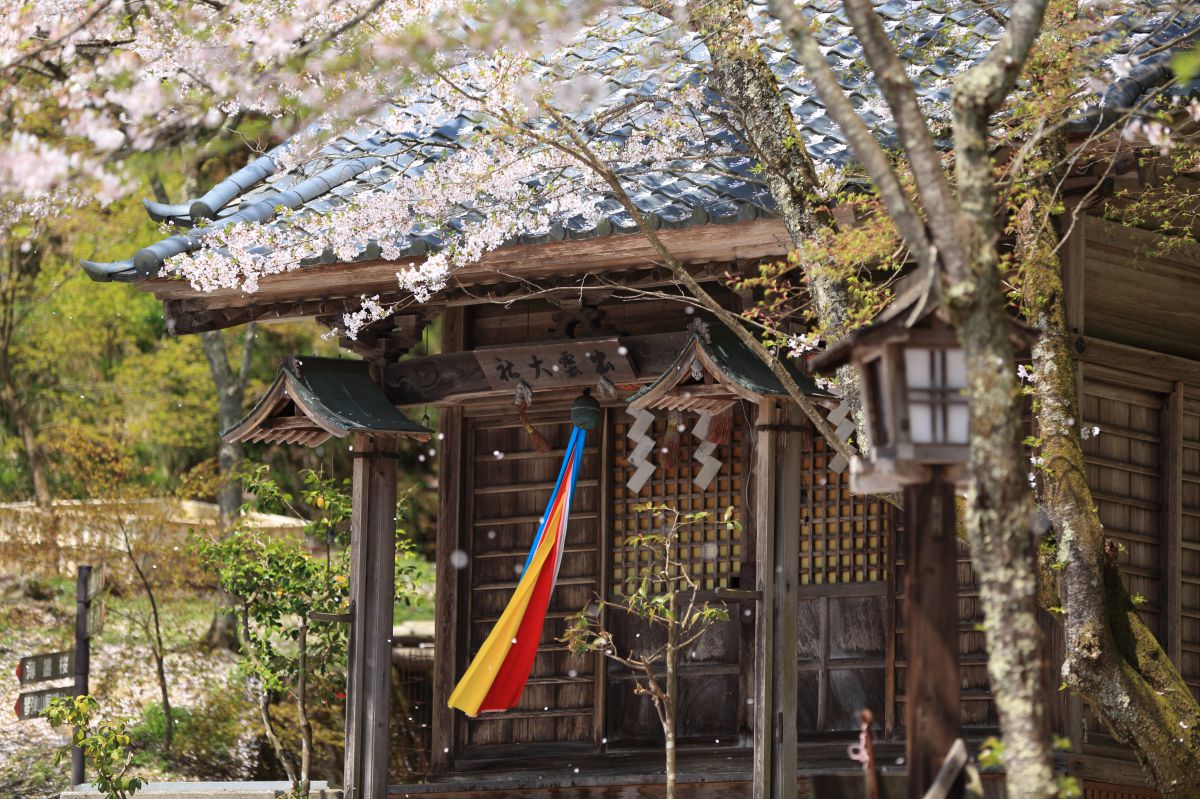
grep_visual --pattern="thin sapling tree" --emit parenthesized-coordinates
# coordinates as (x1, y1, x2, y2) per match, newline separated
(563, 504, 733, 799)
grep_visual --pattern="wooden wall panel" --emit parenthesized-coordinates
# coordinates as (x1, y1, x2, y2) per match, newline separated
(894, 533, 995, 731)
(1078, 373, 1174, 756)
(1083, 219, 1200, 361)
(461, 414, 600, 750)
(1082, 782, 1162, 799)
(1179, 403, 1200, 700)
(1080, 378, 1164, 634)
(470, 294, 741, 348)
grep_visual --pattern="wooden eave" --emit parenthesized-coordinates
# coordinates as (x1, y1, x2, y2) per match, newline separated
(149, 218, 791, 334)
(224, 356, 431, 447)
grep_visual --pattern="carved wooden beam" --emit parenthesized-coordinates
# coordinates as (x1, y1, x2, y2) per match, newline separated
(161, 259, 743, 335)
(384, 331, 691, 406)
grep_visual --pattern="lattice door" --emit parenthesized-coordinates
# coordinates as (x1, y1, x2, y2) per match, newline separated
(606, 410, 750, 744)
(795, 429, 891, 733)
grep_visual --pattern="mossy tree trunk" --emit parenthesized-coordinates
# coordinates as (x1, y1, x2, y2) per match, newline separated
(678, 0, 872, 452)
(1017, 187, 1200, 797)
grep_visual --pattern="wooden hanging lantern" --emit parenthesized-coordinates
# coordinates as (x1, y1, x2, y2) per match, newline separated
(811, 274, 1033, 493)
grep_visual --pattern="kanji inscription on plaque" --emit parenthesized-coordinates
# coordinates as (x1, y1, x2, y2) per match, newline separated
(473, 338, 635, 391)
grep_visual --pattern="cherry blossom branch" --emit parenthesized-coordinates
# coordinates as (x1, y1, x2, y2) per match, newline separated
(537, 100, 859, 467)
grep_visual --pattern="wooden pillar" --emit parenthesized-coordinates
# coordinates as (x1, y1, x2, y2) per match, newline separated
(344, 433, 399, 799)
(431, 307, 466, 774)
(752, 400, 777, 799)
(903, 469, 962, 799)
(753, 401, 802, 799)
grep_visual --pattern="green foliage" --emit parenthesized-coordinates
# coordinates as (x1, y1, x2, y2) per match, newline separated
(1057, 776, 1083, 798)
(194, 524, 348, 693)
(1174, 44, 1200, 81)
(193, 462, 424, 787)
(977, 735, 1005, 769)
(128, 694, 249, 778)
(46, 695, 144, 799)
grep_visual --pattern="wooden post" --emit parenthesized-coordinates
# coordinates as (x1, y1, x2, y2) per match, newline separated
(431, 307, 466, 774)
(344, 433, 399, 799)
(752, 401, 802, 799)
(903, 469, 961, 799)
(752, 400, 778, 799)
(772, 410, 803, 799)
(72, 564, 91, 788)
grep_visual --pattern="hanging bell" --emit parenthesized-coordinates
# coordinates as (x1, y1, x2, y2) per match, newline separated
(570, 388, 602, 430)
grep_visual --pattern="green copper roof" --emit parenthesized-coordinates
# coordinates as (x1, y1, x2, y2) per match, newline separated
(628, 318, 828, 407)
(224, 356, 430, 446)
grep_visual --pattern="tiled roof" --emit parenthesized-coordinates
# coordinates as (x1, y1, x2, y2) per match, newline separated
(81, 2, 1199, 285)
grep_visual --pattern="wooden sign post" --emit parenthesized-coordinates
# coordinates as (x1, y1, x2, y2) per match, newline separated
(72, 564, 104, 787)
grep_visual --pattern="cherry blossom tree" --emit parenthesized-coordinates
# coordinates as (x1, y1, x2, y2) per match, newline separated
(9, 0, 1200, 795)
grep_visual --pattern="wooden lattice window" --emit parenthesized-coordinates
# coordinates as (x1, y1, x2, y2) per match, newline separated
(799, 431, 889, 585)
(610, 411, 745, 594)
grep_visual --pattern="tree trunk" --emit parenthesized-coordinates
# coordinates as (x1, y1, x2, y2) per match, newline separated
(681, 0, 871, 452)
(0, 372, 50, 505)
(200, 325, 256, 651)
(952, 287, 1055, 799)
(1018, 196, 1200, 796)
(243, 604, 299, 789)
(124, 524, 174, 750)
(947, 13, 1057, 793)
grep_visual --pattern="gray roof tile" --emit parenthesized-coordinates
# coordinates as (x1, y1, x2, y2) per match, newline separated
(80, 2, 1198, 285)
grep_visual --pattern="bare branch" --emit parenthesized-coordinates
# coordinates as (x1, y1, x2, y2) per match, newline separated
(842, 0, 962, 237)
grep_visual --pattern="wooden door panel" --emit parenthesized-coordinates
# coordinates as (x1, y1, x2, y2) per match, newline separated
(606, 411, 748, 744)
(827, 668, 886, 732)
(796, 592, 887, 734)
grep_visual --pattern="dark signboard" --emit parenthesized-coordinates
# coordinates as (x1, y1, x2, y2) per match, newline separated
(16, 650, 74, 686)
(85, 566, 106, 602)
(473, 338, 636, 391)
(15, 686, 74, 720)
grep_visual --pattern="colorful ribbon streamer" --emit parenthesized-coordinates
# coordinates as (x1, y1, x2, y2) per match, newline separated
(448, 426, 587, 716)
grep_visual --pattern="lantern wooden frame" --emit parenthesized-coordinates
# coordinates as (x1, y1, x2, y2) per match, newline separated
(811, 281, 1033, 494)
